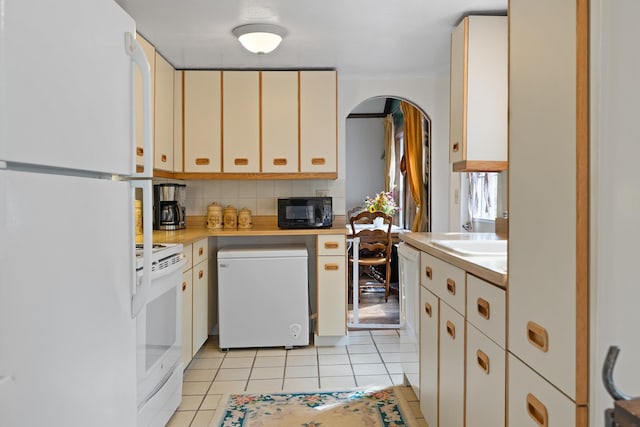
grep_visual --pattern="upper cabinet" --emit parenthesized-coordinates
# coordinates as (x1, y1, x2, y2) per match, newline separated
(449, 16, 507, 172)
(222, 71, 260, 173)
(153, 53, 174, 172)
(183, 70, 222, 173)
(135, 34, 155, 170)
(261, 71, 299, 173)
(299, 71, 337, 174)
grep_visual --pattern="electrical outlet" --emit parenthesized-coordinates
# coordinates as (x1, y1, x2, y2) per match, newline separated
(316, 189, 329, 197)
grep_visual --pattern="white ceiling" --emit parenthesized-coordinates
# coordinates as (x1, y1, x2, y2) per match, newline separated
(114, 0, 506, 78)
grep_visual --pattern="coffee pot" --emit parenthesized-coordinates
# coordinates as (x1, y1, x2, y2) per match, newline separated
(153, 183, 186, 230)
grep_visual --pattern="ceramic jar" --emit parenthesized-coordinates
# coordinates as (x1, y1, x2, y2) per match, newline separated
(206, 203, 223, 230)
(135, 199, 143, 236)
(223, 205, 237, 229)
(237, 207, 253, 229)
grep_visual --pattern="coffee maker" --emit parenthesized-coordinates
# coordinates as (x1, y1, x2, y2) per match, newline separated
(153, 183, 186, 230)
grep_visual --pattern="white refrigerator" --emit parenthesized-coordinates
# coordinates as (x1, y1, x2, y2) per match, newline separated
(0, 1, 154, 426)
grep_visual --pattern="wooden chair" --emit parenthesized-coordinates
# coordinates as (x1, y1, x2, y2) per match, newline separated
(349, 211, 393, 302)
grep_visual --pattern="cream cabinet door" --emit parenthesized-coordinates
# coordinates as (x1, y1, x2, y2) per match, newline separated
(192, 259, 209, 355)
(135, 34, 155, 169)
(466, 274, 506, 348)
(299, 71, 337, 173)
(508, 354, 576, 426)
(222, 71, 259, 172)
(419, 287, 439, 427)
(439, 301, 464, 427)
(181, 270, 193, 367)
(466, 323, 505, 427)
(153, 53, 174, 172)
(509, 0, 580, 401)
(173, 71, 183, 172)
(184, 70, 221, 172)
(261, 71, 298, 173)
(316, 253, 346, 336)
(449, 16, 508, 171)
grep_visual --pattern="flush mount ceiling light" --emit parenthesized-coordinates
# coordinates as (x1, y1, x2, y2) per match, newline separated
(232, 23, 287, 54)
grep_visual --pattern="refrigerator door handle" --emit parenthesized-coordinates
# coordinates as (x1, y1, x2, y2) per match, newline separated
(125, 32, 153, 179)
(130, 180, 152, 318)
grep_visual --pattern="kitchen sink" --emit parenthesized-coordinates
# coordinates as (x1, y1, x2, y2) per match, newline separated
(431, 239, 507, 256)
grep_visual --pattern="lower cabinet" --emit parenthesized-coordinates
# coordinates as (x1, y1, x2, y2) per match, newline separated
(316, 234, 346, 336)
(508, 353, 576, 426)
(419, 286, 439, 427)
(439, 302, 465, 427)
(180, 238, 209, 368)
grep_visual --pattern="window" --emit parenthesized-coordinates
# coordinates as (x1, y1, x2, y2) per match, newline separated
(467, 172, 499, 223)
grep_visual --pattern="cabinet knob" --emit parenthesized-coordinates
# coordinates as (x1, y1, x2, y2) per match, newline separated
(476, 349, 490, 374)
(311, 157, 326, 165)
(198, 247, 204, 256)
(136, 147, 144, 156)
(324, 263, 339, 271)
(234, 158, 249, 166)
(446, 320, 456, 339)
(446, 278, 456, 295)
(324, 242, 339, 249)
(198, 270, 204, 279)
(161, 154, 167, 162)
(452, 142, 459, 152)
(424, 302, 432, 318)
(526, 393, 548, 427)
(273, 158, 288, 166)
(527, 321, 549, 352)
(425, 266, 433, 280)
(182, 282, 187, 292)
(195, 158, 210, 165)
(476, 297, 490, 319)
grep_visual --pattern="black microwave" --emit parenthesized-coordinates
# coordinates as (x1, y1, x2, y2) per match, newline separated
(277, 197, 333, 229)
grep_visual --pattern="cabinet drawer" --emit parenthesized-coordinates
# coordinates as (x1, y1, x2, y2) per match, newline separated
(466, 323, 506, 427)
(182, 244, 193, 272)
(508, 353, 576, 426)
(466, 274, 506, 348)
(421, 252, 466, 315)
(317, 254, 346, 336)
(317, 235, 345, 256)
(193, 238, 208, 265)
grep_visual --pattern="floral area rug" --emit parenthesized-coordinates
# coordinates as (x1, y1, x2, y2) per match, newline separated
(209, 386, 417, 427)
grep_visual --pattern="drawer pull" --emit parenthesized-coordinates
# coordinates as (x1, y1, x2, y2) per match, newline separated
(476, 349, 490, 374)
(324, 263, 339, 271)
(198, 247, 204, 256)
(311, 157, 326, 165)
(161, 154, 167, 162)
(273, 158, 288, 166)
(198, 270, 204, 279)
(425, 266, 433, 280)
(182, 282, 187, 292)
(136, 147, 144, 156)
(324, 242, 339, 250)
(446, 278, 456, 295)
(477, 297, 490, 320)
(446, 320, 456, 339)
(527, 321, 549, 352)
(195, 158, 210, 165)
(424, 302, 432, 318)
(234, 158, 249, 166)
(526, 393, 548, 427)
(452, 142, 459, 152)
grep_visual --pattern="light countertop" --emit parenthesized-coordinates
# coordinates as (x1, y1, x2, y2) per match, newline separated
(400, 232, 508, 288)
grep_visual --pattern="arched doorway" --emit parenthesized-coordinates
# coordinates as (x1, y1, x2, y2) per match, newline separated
(345, 96, 431, 327)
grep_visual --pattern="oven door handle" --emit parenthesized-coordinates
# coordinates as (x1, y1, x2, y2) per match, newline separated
(130, 180, 152, 318)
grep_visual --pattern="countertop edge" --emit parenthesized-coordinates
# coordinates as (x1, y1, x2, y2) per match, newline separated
(400, 232, 508, 289)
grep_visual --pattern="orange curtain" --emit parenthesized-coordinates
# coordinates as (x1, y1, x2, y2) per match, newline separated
(400, 101, 427, 231)
(384, 114, 395, 193)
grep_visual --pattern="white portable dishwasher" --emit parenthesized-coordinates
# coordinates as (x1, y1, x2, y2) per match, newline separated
(217, 245, 309, 350)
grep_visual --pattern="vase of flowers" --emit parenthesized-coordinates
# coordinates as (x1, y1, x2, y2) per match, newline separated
(364, 191, 398, 224)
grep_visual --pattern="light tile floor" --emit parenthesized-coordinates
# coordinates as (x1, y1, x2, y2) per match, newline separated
(166, 329, 427, 427)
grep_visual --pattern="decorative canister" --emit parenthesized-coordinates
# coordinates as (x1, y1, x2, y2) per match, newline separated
(206, 203, 223, 230)
(135, 199, 143, 236)
(223, 205, 237, 229)
(237, 207, 253, 229)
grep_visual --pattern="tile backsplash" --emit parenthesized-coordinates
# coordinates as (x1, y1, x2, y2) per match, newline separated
(155, 179, 346, 217)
